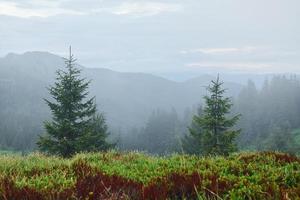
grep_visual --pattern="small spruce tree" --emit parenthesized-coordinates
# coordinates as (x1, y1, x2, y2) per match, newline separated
(37, 47, 112, 157)
(184, 76, 241, 156)
(76, 114, 114, 152)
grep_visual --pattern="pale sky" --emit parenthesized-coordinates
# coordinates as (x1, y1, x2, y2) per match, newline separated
(0, 0, 300, 80)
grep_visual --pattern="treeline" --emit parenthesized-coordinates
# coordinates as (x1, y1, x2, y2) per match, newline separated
(234, 76, 300, 153)
(119, 109, 184, 154)
(1, 50, 300, 155)
(0, 77, 47, 151)
(120, 75, 300, 154)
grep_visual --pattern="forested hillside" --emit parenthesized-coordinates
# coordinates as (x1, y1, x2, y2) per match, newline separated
(0, 52, 241, 151)
(0, 52, 299, 154)
(234, 77, 300, 153)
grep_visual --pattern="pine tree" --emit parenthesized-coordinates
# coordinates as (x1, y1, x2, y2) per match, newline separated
(76, 114, 114, 152)
(37, 47, 112, 157)
(184, 76, 241, 156)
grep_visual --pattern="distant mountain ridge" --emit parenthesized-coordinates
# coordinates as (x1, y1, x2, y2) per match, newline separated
(0, 51, 243, 149)
(0, 51, 242, 126)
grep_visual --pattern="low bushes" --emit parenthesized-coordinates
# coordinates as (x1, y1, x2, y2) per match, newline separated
(0, 151, 299, 199)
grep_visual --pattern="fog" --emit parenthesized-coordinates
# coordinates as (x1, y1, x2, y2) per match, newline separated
(1, 0, 300, 80)
(0, 0, 299, 154)
(0, 52, 299, 154)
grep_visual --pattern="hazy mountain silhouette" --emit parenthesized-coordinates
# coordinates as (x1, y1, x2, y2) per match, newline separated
(0, 52, 242, 149)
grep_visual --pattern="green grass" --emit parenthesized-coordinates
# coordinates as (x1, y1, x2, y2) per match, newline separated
(0, 151, 299, 199)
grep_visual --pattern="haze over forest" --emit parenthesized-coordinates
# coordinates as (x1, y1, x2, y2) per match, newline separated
(0, 51, 299, 154)
(1, 1, 300, 199)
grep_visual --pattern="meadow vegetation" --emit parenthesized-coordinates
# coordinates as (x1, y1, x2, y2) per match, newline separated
(0, 151, 299, 200)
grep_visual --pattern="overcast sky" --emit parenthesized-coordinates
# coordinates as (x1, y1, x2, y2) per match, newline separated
(0, 0, 299, 80)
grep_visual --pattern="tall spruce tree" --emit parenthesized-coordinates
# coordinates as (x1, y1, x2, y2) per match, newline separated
(37, 47, 112, 157)
(184, 76, 241, 156)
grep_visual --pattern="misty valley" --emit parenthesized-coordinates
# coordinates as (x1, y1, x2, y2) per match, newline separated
(1, 0, 300, 198)
(0, 51, 299, 199)
(0, 52, 299, 155)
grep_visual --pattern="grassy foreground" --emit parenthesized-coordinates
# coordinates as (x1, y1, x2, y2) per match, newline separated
(0, 151, 299, 200)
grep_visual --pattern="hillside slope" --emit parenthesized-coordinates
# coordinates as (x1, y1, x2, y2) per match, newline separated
(0, 52, 242, 150)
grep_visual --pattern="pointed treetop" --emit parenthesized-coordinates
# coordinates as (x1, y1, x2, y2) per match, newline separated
(69, 46, 72, 59)
(65, 46, 77, 68)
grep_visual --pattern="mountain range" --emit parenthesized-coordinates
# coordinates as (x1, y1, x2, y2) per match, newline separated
(0, 51, 246, 150)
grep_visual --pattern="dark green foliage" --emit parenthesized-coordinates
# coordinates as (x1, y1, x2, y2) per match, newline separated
(235, 76, 300, 153)
(184, 76, 241, 156)
(37, 49, 112, 157)
(76, 114, 115, 152)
